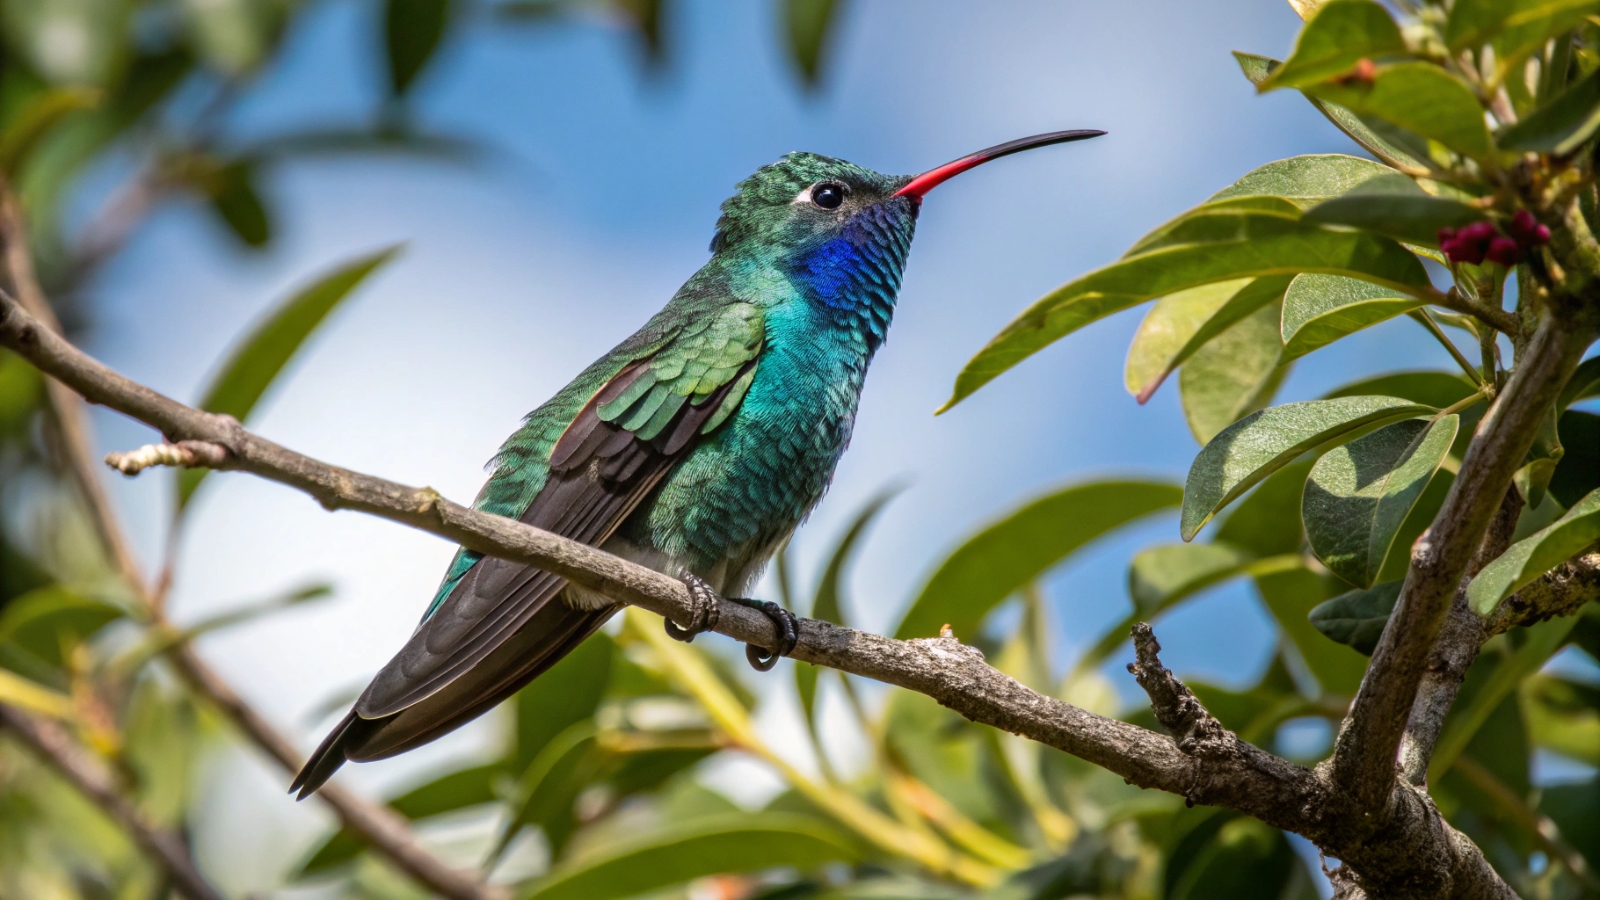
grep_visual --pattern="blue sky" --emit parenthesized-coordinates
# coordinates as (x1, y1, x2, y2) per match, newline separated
(80, 0, 1491, 888)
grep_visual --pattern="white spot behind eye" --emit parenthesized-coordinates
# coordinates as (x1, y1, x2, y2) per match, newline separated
(791, 185, 813, 205)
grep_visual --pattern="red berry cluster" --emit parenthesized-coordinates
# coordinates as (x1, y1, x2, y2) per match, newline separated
(1437, 211, 1550, 267)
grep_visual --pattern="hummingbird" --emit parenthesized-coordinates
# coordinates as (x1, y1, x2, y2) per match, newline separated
(291, 129, 1103, 798)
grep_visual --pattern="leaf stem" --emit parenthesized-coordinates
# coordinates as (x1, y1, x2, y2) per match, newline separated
(1410, 308, 1487, 386)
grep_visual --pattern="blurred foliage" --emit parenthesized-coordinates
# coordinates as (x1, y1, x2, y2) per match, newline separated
(1, 0, 1599, 899)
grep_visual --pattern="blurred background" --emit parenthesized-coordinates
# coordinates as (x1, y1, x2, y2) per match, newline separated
(3, 1, 1593, 898)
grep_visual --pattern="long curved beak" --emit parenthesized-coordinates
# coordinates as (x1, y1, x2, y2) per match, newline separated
(894, 129, 1106, 199)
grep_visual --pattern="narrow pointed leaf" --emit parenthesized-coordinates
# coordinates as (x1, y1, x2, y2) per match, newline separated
(1303, 416, 1458, 587)
(1235, 52, 1429, 171)
(386, 0, 451, 95)
(1129, 542, 1258, 615)
(1181, 396, 1436, 541)
(1307, 62, 1494, 160)
(1560, 354, 1600, 409)
(1180, 299, 1290, 444)
(1205, 153, 1397, 208)
(178, 246, 401, 509)
(784, 0, 843, 86)
(1468, 488, 1600, 614)
(490, 723, 597, 868)
(943, 216, 1429, 411)
(1498, 65, 1600, 153)
(1309, 580, 1402, 655)
(0, 668, 73, 718)
(894, 480, 1181, 640)
(523, 813, 860, 900)
(0, 87, 100, 175)
(298, 763, 503, 874)
(1258, 0, 1407, 90)
(1281, 274, 1422, 360)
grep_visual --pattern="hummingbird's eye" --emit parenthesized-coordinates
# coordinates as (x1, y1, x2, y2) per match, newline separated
(810, 181, 847, 210)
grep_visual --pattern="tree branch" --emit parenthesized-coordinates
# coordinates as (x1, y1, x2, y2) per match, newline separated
(0, 703, 224, 900)
(0, 286, 1524, 900)
(1332, 314, 1593, 820)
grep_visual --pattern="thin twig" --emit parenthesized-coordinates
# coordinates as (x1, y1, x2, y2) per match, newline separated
(1410, 308, 1487, 388)
(0, 703, 224, 900)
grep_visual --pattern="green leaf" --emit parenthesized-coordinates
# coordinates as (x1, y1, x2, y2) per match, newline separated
(1205, 153, 1398, 209)
(1376, 468, 1455, 584)
(181, 0, 270, 75)
(1280, 274, 1422, 361)
(492, 722, 598, 868)
(1235, 52, 1430, 172)
(1179, 299, 1290, 444)
(386, 0, 451, 95)
(1308, 580, 1401, 654)
(1468, 488, 1600, 614)
(1170, 818, 1304, 900)
(522, 813, 860, 900)
(1302, 180, 1485, 246)
(1181, 396, 1435, 541)
(893, 480, 1182, 641)
(1550, 410, 1600, 507)
(0, 586, 126, 667)
(207, 159, 271, 247)
(1215, 459, 1315, 557)
(1539, 776, 1600, 873)
(1326, 369, 1480, 407)
(942, 214, 1430, 411)
(1258, 0, 1407, 90)
(178, 246, 400, 510)
(1303, 415, 1458, 587)
(1559, 354, 1600, 409)
(516, 633, 614, 766)
(1429, 614, 1579, 781)
(1123, 198, 1302, 259)
(1307, 62, 1495, 160)
(784, 0, 843, 87)
(0, 87, 100, 175)
(110, 583, 332, 678)
(1498, 65, 1600, 154)
(1126, 277, 1293, 404)
(298, 763, 503, 874)
(1445, 0, 1599, 54)
(0, 668, 73, 718)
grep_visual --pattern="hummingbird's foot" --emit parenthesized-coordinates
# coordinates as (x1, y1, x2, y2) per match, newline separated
(727, 597, 799, 672)
(664, 573, 721, 643)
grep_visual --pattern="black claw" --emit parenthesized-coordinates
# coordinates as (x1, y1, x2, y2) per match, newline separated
(666, 573, 721, 643)
(730, 597, 799, 671)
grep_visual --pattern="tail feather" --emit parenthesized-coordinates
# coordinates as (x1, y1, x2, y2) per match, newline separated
(290, 710, 384, 799)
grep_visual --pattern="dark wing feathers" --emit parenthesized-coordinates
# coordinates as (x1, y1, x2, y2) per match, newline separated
(350, 305, 763, 720)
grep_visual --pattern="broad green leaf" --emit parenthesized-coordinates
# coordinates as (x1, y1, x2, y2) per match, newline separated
(1256, 565, 1370, 695)
(1309, 580, 1401, 655)
(178, 246, 401, 509)
(1205, 154, 1397, 209)
(523, 813, 860, 900)
(1468, 488, 1600, 614)
(1123, 198, 1303, 258)
(1559, 354, 1600, 409)
(1538, 776, 1600, 872)
(516, 633, 614, 766)
(941, 214, 1429, 411)
(1258, 0, 1407, 90)
(1525, 674, 1600, 765)
(386, 0, 451, 94)
(1326, 370, 1479, 407)
(1429, 615, 1579, 781)
(1181, 396, 1435, 541)
(0, 350, 42, 435)
(298, 763, 503, 873)
(1376, 468, 1455, 583)
(1550, 410, 1599, 507)
(1180, 300, 1289, 444)
(1514, 403, 1565, 507)
(1280, 274, 1421, 361)
(1303, 415, 1458, 587)
(1215, 459, 1315, 557)
(1235, 52, 1430, 171)
(894, 480, 1181, 641)
(1302, 182, 1485, 246)
(1499, 65, 1600, 154)
(1308, 63, 1495, 160)
(1170, 818, 1305, 900)
(0, 87, 100, 175)
(1446, 0, 1599, 54)
(784, 0, 843, 86)
(1126, 277, 1292, 403)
